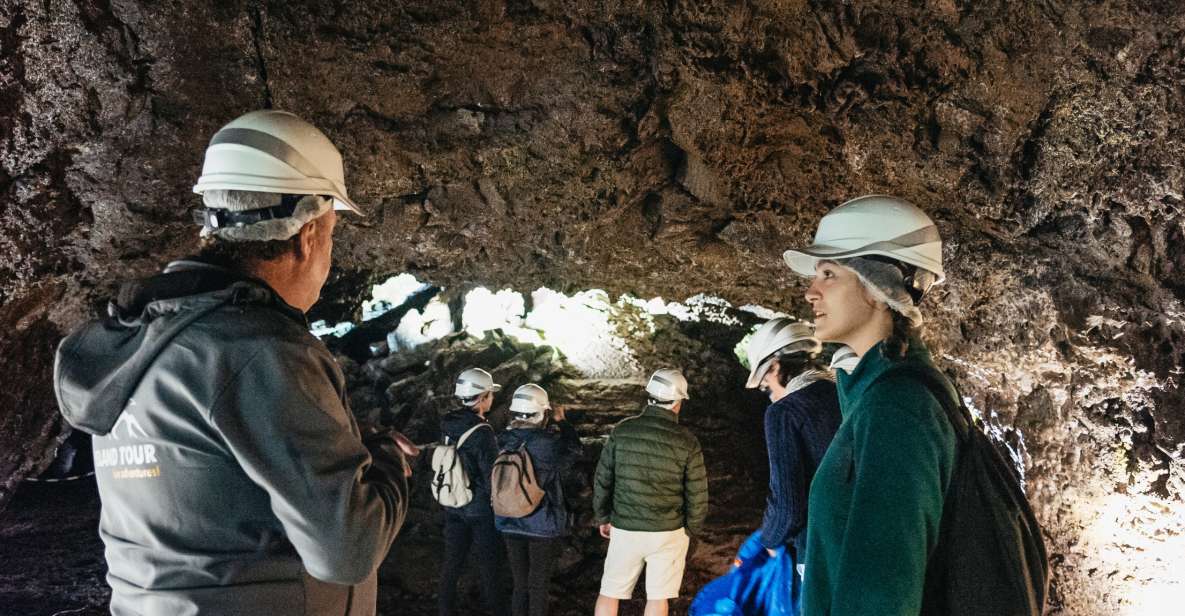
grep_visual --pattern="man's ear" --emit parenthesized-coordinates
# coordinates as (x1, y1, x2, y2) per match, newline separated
(295, 218, 318, 261)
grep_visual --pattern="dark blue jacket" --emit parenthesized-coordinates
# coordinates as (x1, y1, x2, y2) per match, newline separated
(440, 409, 498, 519)
(494, 421, 582, 539)
(759, 379, 841, 556)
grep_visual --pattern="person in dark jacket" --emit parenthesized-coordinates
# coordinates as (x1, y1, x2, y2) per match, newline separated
(54, 110, 416, 616)
(593, 369, 708, 616)
(742, 318, 841, 571)
(783, 195, 957, 616)
(494, 383, 582, 616)
(438, 368, 510, 616)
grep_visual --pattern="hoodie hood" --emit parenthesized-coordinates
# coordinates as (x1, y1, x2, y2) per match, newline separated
(499, 427, 534, 451)
(440, 408, 487, 442)
(55, 260, 296, 436)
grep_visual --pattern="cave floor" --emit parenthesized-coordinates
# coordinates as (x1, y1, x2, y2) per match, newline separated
(0, 478, 732, 616)
(1, 479, 108, 616)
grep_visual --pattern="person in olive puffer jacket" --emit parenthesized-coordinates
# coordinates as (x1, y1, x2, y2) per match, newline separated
(593, 368, 708, 616)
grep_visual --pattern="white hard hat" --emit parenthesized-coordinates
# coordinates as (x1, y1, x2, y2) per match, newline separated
(783, 195, 944, 282)
(744, 319, 822, 389)
(455, 368, 502, 400)
(509, 383, 550, 418)
(646, 368, 690, 402)
(193, 110, 364, 215)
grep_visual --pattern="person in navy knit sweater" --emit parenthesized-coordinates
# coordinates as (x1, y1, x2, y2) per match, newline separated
(743, 319, 842, 565)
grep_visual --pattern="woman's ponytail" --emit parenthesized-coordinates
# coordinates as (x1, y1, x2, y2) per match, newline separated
(884, 309, 916, 360)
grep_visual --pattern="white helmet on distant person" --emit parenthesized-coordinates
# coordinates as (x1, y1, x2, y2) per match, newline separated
(193, 110, 363, 214)
(783, 194, 944, 290)
(645, 368, 690, 403)
(455, 368, 502, 403)
(744, 319, 822, 389)
(509, 384, 550, 421)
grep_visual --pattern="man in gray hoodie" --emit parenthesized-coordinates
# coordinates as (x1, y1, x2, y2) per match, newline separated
(55, 110, 414, 616)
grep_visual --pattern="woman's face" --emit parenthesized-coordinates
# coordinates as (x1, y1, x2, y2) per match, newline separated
(804, 261, 879, 345)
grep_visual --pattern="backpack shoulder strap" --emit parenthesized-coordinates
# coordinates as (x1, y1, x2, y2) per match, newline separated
(872, 365, 973, 443)
(456, 422, 492, 449)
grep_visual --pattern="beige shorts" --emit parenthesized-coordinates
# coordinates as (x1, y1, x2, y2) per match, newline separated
(599, 527, 690, 600)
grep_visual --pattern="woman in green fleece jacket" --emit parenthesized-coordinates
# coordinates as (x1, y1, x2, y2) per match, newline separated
(781, 195, 958, 616)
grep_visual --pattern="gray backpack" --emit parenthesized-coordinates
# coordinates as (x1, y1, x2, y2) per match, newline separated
(490, 444, 545, 518)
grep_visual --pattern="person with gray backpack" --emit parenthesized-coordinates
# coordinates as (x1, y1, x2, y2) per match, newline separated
(436, 368, 509, 616)
(492, 384, 582, 616)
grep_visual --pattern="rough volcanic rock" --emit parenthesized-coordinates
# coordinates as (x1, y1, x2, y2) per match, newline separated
(2, 1, 1184, 614)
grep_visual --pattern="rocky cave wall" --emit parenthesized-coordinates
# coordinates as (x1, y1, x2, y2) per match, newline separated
(2, 1, 1184, 614)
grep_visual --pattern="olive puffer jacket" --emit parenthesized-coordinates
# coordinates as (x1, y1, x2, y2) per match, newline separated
(593, 405, 709, 535)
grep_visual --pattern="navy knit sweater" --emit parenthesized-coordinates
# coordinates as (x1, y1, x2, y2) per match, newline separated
(759, 378, 842, 554)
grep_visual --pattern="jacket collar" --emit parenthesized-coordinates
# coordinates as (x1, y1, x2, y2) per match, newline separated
(113, 259, 306, 327)
(642, 404, 679, 424)
(785, 368, 834, 395)
(835, 335, 935, 418)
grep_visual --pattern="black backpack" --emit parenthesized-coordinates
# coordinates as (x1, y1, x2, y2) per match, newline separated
(884, 366, 1050, 616)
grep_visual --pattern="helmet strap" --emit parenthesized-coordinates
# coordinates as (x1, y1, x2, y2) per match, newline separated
(195, 194, 305, 229)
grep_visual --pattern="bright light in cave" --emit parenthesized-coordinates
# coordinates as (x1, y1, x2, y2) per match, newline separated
(360, 274, 769, 376)
(1080, 492, 1185, 615)
(310, 319, 355, 338)
(462, 287, 640, 377)
(462, 287, 528, 336)
(364, 273, 430, 321)
(388, 296, 454, 352)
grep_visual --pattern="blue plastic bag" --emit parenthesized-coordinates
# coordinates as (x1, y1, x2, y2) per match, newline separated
(690, 532, 799, 616)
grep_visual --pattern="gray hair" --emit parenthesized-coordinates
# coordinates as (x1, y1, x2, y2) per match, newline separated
(200, 189, 331, 242)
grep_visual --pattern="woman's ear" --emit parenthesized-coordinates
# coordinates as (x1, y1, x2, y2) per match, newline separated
(859, 284, 888, 311)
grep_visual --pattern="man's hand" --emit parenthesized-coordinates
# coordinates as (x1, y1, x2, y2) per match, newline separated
(363, 428, 420, 478)
(766, 548, 778, 558)
(598, 522, 612, 539)
(389, 431, 419, 477)
(552, 405, 566, 423)
(389, 431, 421, 458)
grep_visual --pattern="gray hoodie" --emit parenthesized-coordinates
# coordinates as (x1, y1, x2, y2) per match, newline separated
(55, 261, 408, 616)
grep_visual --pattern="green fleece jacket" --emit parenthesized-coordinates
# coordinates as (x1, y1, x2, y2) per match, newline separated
(593, 405, 709, 535)
(801, 338, 958, 616)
